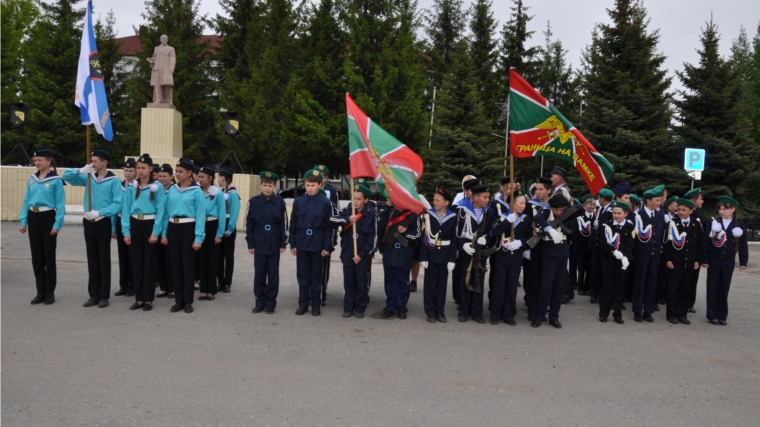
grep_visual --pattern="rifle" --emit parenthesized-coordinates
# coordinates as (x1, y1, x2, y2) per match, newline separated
(465, 216, 498, 293)
(384, 213, 418, 251)
(526, 203, 584, 248)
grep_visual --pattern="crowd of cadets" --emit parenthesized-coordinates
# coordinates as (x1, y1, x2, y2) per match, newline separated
(20, 148, 750, 327)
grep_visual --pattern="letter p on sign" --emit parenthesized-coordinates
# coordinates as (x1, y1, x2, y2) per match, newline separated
(684, 148, 705, 172)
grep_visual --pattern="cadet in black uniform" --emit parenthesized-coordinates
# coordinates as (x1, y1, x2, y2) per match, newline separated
(631, 185, 666, 323)
(662, 198, 706, 325)
(656, 195, 678, 305)
(115, 158, 136, 297)
(524, 177, 552, 321)
(588, 188, 614, 303)
(419, 188, 457, 323)
(315, 164, 339, 306)
(573, 195, 595, 296)
(683, 188, 707, 313)
(599, 201, 635, 324)
(246, 172, 288, 313)
(155, 164, 175, 298)
(456, 184, 492, 324)
(532, 195, 571, 328)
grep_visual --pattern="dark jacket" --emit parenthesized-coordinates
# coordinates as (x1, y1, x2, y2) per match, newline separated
(601, 219, 635, 260)
(534, 208, 570, 258)
(490, 211, 533, 266)
(633, 207, 666, 254)
(662, 217, 707, 267)
(245, 194, 288, 255)
(329, 204, 377, 264)
(419, 209, 458, 265)
(289, 193, 334, 252)
(707, 217, 749, 267)
(377, 205, 421, 268)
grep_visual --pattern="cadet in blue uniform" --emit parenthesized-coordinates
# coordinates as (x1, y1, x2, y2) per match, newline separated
(290, 170, 333, 316)
(523, 177, 552, 321)
(631, 185, 666, 322)
(20, 147, 65, 305)
(599, 201, 635, 324)
(246, 172, 288, 313)
(216, 166, 240, 293)
(155, 164, 175, 299)
(115, 158, 136, 297)
(456, 184, 492, 324)
(705, 196, 749, 325)
(315, 164, 339, 305)
(657, 195, 678, 305)
(420, 188, 457, 323)
(197, 166, 226, 301)
(488, 193, 531, 325)
(588, 188, 614, 303)
(532, 194, 571, 328)
(64, 148, 123, 308)
(662, 198, 706, 325)
(160, 158, 206, 313)
(121, 154, 165, 311)
(684, 187, 707, 313)
(192, 164, 202, 290)
(451, 177, 479, 309)
(378, 198, 421, 320)
(573, 195, 595, 296)
(329, 184, 377, 318)
(355, 177, 377, 298)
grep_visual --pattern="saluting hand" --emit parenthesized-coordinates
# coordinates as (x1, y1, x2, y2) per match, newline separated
(19, 226, 27, 234)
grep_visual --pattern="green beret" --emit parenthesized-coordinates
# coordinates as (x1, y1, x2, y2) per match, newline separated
(629, 194, 641, 204)
(643, 185, 664, 198)
(581, 194, 593, 203)
(717, 195, 739, 207)
(611, 200, 630, 211)
(353, 184, 371, 198)
(676, 198, 695, 209)
(684, 188, 701, 199)
(355, 178, 370, 186)
(597, 188, 614, 199)
(314, 164, 330, 175)
(259, 171, 279, 182)
(653, 184, 665, 194)
(304, 169, 323, 183)
(663, 195, 677, 207)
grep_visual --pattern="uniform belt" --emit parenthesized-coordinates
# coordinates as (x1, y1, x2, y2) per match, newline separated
(206, 216, 218, 222)
(434, 239, 451, 246)
(544, 234, 566, 241)
(30, 206, 54, 213)
(117, 213, 122, 217)
(89, 216, 105, 223)
(170, 217, 195, 224)
(226, 214, 230, 218)
(132, 214, 156, 220)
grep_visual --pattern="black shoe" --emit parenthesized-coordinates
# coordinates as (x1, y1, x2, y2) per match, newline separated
(458, 315, 467, 323)
(599, 317, 608, 323)
(184, 304, 193, 313)
(129, 302, 143, 310)
(143, 303, 152, 311)
(436, 314, 447, 323)
(614, 317, 624, 325)
(668, 317, 678, 324)
(561, 293, 574, 304)
(156, 292, 168, 298)
(265, 307, 275, 314)
(343, 311, 354, 318)
(397, 311, 407, 320)
(473, 317, 485, 324)
(198, 295, 207, 301)
(312, 306, 321, 316)
(658, 298, 667, 305)
(382, 309, 395, 319)
(549, 319, 562, 329)
(643, 312, 654, 323)
(654, 304, 660, 312)
(718, 320, 727, 326)
(490, 319, 499, 325)
(222, 285, 231, 293)
(114, 289, 126, 296)
(531, 319, 541, 328)
(634, 313, 643, 322)
(427, 316, 436, 323)
(590, 296, 598, 304)
(206, 295, 215, 301)
(97, 299, 109, 308)
(31, 295, 45, 305)
(409, 280, 417, 292)
(296, 306, 309, 315)
(621, 304, 626, 311)
(505, 319, 516, 326)
(252, 307, 264, 313)
(171, 304, 183, 312)
(355, 311, 364, 319)
(678, 317, 691, 325)
(542, 315, 548, 322)
(688, 307, 696, 313)
(44, 296, 55, 305)
(709, 319, 720, 325)
(125, 289, 134, 297)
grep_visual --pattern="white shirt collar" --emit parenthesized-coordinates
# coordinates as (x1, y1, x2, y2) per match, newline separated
(644, 206, 655, 216)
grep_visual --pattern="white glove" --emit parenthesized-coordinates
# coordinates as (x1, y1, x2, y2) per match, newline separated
(548, 228, 562, 244)
(507, 240, 522, 251)
(78, 164, 93, 174)
(149, 183, 159, 193)
(523, 250, 531, 260)
(732, 227, 743, 238)
(506, 213, 517, 223)
(420, 261, 428, 269)
(621, 257, 630, 270)
(447, 262, 455, 271)
(462, 243, 475, 255)
(477, 236, 487, 245)
(131, 180, 138, 188)
(711, 221, 722, 233)
(224, 193, 229, 201)
(207, 185, 219, 196)
(613, 250, 624, 260)
(84, 210, 100, 220)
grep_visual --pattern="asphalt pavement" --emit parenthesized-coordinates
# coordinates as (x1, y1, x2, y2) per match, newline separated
(2, 222, 760, 426)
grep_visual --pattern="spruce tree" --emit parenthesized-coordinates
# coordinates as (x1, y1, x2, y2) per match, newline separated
(675, 18, 757, 211)
(424, 0, 467, 88)
(580, 0, 683, 195)
(495, 0, 538, 103)
(467, 0, 498, 111)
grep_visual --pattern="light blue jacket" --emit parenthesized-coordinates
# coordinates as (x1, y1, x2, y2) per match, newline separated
(204, 186, 226, 239)
(19, 171, 66, 230)
(121, 182, 166, 237)
(63, 169, 123, 232)
(223, 187, 240, 235)
(160, 183, 206, 243)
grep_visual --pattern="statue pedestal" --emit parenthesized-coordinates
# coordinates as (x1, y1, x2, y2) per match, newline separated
(140, 108, 183, 163)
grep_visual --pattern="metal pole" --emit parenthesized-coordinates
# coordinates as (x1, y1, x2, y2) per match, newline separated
(503, 97, 510, 177)
(86, 125, 92, 211)
(428, 86, 436, 149)
(691, 180, 694, 190)
(540, 157, 544, 177)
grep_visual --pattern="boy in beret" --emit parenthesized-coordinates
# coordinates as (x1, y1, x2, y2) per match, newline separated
(532, 194, 571, 328)
(314, 164, 339, 306)
(115, 158, 136, 298)
(456, 184, 493, 323)
(420, 187, 458, 323)
(631, 185, 666, 322)
(684, 188, 707, 314)
(599, 201, 635, 324)
(588, 188, 614, 304)
(523, 177, 553, 321)
(573, 194, 596, 296)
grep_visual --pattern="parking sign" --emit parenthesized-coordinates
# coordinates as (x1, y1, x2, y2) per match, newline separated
(684, 148, 705, 172)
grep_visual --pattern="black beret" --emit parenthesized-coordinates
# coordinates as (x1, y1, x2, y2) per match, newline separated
(32, 147, 54, 158)
(176, 158, 194, 171)
(92, 148, 112, 161)
(548, 195, 569, 208)
(152, 164, 160, 173)
(470, 184, 489, 195)
(199, 165, 216, 177)
(463, 178, 481, 191)
(435, 187, 453, 202)
(218, 166, 234, 179)
(137, 154, 153, 166)
(159, 164, 173, 174)
(537, 177, 552, 187)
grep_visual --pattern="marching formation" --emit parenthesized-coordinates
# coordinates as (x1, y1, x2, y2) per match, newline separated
(19, 148, 750, 327)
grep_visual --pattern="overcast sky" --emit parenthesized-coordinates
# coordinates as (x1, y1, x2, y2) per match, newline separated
(69, 0, 760, 94)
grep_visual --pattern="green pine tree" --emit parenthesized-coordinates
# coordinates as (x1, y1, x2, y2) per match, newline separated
(424, 0, 467, 88)
(496, 0, 538, 103)
(467, 0, 498, 113)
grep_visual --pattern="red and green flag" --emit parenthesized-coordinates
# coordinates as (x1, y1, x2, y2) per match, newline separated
(346, 94, 427, 214)
(509, 69, 614, 195)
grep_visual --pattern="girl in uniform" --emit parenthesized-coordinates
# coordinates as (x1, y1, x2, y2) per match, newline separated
(705, 196, 749, 325)
(419, 188, 457, 323)
(155, 164, 175, 299)
(19, 147, 65, 305)
(122, 154, 165, 311)
(197, 165, 226, 301)
(160, 159, 206, 313)
(216, 166, 240, 293)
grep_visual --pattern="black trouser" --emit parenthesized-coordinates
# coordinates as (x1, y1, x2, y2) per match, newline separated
(156, 242, 171, 293)
(199, 220, 220, 294)
(217, 229, 236, 288)
(458, 253, 486, 319)
(688, 267, 700, 309)
(83, 218, 112, 300)
(535, 256, 566, 322)
(526, 249, 544, 318)
(129, 218, 157, 303)
(490, 258, 520, 322)
(321, 252, 331, 303)
(576, 243, 592, 292)
(667, 267, 693, 320)
(28, 210, 58, 297)
(452, 252, 461, 305)
(423, 263, 448, 317)
(589, 245, 603, 297)
(600, 256, 625, 319)
(168, 222, 196, 307)
(115, 216, 133, 292)
(343, 257, 371, 313)
(568, 244, 578, 289)
(656, 257, 669, 303)
(254, 252, 281, 308)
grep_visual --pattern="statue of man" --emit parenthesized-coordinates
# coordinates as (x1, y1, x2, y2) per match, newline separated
(147, 34, 176, 107)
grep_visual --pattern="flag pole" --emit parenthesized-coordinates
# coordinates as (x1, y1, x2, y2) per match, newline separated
(351, 177, 358, 257)
(505, 93, 515, 240)
(86, 125, 92, 211)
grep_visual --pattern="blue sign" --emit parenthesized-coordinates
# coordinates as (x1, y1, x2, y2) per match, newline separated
(684, 148, 705, 171)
